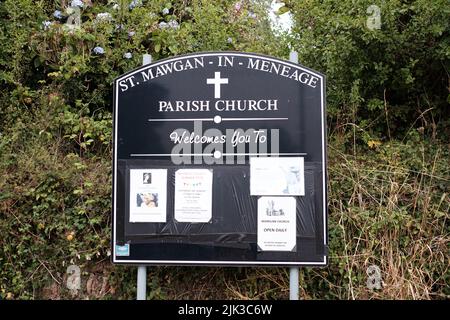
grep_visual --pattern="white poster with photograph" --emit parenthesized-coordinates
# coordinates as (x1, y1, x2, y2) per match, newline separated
(129, 169, 167, 223)
(257, 197, 296, 252)
(250, 157, 305, 196)
(174, 169, 213, 223)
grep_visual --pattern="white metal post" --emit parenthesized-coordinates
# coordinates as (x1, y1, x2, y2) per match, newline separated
(137, 266, 147, 300)
(289, 267, 299, 300)
(289, 51, 299, 64)
(289, 50, 300, 300)
(143, 53, 152, 66)
(136, 53, 153, 301)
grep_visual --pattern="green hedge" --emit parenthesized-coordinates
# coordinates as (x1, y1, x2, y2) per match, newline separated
(287, 0, 449, 142)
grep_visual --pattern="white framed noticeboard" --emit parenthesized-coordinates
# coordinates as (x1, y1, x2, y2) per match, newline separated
(129, 169, 167, 223)
(250, 157, 305, 196)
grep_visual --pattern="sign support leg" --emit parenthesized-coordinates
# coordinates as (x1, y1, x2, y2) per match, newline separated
(289, 267, 299, 300)
(137, 266, 147, 300)
(288, 50, 300, 301)
(135, 53, 153, 301)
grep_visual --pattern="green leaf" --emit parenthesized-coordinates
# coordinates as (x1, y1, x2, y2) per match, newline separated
(277, 6, 290, 15)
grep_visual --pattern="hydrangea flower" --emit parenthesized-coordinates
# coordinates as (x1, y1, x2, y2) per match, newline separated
(129, 0, 142, 10)
(234, 2, 242, 11)
(96, 12, 112, 22)
(42, 20, 53, 30)
(168, 20, 179, 29)
(158, 21, 168, 29)
(162, 8, 169, 15)
(53, 10, 63, 20)
(71, 0, 84, 8)
(123, 52, 132, 59)
(93, 46, 105, 55)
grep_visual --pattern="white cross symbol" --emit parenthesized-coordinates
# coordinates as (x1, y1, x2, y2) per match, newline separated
(206, 72, 228, 99)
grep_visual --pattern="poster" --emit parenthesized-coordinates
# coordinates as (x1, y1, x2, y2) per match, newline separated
(257, 197, 296, 252)
(174, 169, 213, 223)
(250, 157, 305, 196)
(129, 169, 167, 223)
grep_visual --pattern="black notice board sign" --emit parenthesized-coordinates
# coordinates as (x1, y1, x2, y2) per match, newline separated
(112, 52, 327, 266)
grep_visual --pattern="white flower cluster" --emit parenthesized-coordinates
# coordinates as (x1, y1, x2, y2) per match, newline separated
(70, 0, 84, 8)
(129, 0, 142, 10)
(168, 20, 179, 29)
(53, 10, 63, 20)
(42, 21, 53, 30)
(93, 46, 105, 55)
(96, 12, 112, 22)
(158, 20, 179, 30)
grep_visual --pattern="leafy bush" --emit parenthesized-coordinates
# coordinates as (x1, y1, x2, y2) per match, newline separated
(286, 0, 449, 142)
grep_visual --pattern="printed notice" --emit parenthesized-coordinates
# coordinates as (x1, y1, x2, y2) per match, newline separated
(129, 169, 167, 223)
(250, 157, 305, 196)
(257, 197, 296, 251)
(175, 169, 213, 223)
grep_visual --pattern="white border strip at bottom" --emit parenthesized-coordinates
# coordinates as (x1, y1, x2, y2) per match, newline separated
(113, 256, 327, 265)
